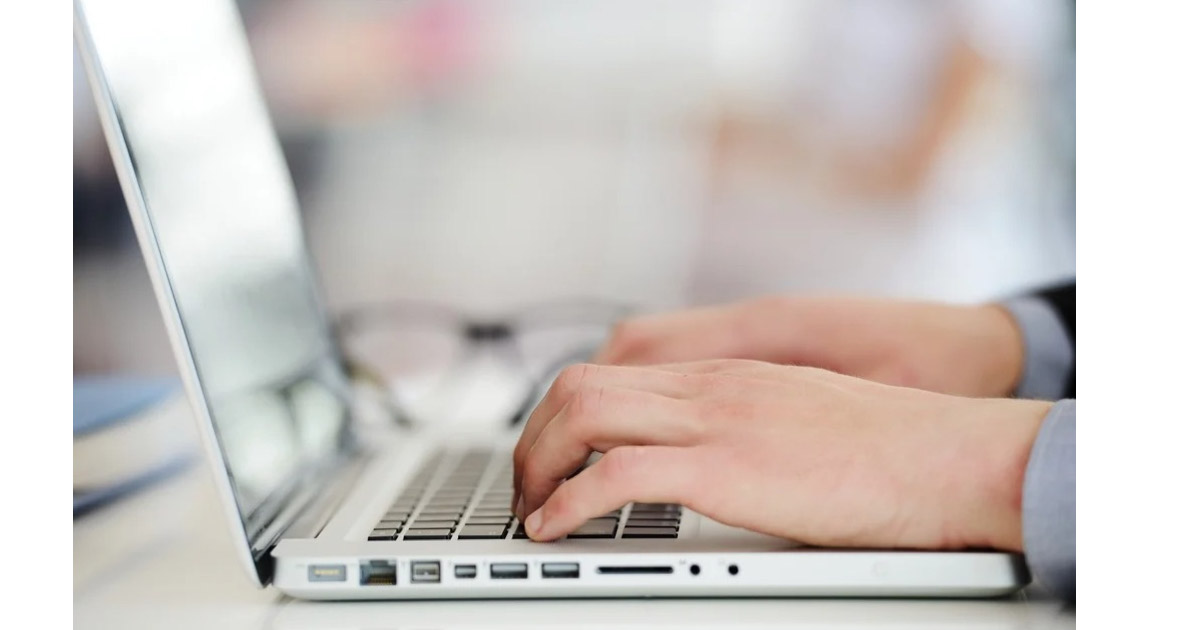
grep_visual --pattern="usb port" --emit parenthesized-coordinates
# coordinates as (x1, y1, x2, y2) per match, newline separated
(541, 562, 580, 579)
(454, 564, 477, 579)
(489, 563, 528, 579)
(410, 561, 441, 584)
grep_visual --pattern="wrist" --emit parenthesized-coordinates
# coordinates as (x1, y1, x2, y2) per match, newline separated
(964, 304, 1025, 398)
(947, 397, 1052, 551)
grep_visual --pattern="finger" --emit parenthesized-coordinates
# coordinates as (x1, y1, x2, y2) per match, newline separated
(591, 305, 744, 365)
(523, 445, 700, 541)
(519, 386, 699, 519)
(650, 359, 851, 389)
(511, 363, 700, 505)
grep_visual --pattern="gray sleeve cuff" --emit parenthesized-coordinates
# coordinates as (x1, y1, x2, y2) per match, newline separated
(1001, 296, 1074, 400)
(1022, 400, 1076, 600)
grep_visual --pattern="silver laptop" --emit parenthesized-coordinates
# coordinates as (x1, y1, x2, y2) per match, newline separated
(74, 0, 1029, 599)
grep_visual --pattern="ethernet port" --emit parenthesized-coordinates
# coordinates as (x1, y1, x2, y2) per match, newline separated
(360, 559, 397, 586)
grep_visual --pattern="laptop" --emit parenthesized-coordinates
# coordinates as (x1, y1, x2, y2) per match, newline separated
(74, 0, 1029, 599)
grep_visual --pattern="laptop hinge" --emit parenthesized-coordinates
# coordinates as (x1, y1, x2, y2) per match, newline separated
(277, 449, 374, 542)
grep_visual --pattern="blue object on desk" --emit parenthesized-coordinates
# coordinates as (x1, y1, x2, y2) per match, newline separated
(73, 375, 179, 436)
(73, 375, 193, 517)
(73, 454, 195, 517)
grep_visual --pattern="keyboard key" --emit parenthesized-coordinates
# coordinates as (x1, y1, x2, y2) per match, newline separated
(424, 501, 470, 510)
(458, 524, 509, 539)
(437, 489, 476, 496)
(377, 519, 406, 528)
(431, 494, 474, 502)
(419, 510, 463, 518)
(434, 488, 476, 496)
(410, 520, 458, 529)
(512, 526, 529, 539)
(470, 509, 514, 518)
(404, 528, 453, 540)
(631, 504, 681, 513)
(567, 519, 618, 538)
(622, 527, 679, 539)
(464, 516, 512, 525)
(369, 528, 397, 540)
(625, 518, 678, 528)
(630, 509, 681, 518)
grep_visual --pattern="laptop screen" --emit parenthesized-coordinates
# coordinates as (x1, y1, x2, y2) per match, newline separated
(76, 0, 354, 575)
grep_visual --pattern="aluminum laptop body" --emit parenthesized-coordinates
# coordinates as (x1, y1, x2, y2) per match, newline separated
(74, 0, 1029, 599)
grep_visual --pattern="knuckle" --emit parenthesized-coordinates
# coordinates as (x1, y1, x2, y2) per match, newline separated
(550, 363, 594, 402)
(599, 446, 648, 485)
(565, 383, 608, 429)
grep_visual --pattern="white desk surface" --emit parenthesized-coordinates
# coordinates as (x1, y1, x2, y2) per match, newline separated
(74, 457, 1075, 630)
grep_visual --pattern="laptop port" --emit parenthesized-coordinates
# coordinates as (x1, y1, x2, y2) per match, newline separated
(454, 564, 477, 579)
(489, 563, 528, 579)
(597, 565, 674, 575)
(360, 560, 397, 585)
(411, 561, 441, 583)
(307, 564, 347, 583)
(541, 562, 580, 579)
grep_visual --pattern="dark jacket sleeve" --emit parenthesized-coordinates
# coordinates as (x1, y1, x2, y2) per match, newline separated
(1001, 280, 1076, 599)
(1001, 281, 1076, 401)
(1032, 283, 1075, 398)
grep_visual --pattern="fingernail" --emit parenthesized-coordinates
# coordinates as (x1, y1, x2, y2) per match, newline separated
(515, 496, 525, 520)
(525, 509, 543, 536)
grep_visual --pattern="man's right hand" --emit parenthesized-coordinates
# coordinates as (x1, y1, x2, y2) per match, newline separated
(592, 296, 1024, 398)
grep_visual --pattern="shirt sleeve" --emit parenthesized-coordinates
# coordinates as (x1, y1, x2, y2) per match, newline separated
(1001, 295, 1075, 400)
(1022, 399, 1076, 599)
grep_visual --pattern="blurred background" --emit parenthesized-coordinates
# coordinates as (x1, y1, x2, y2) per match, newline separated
(75, 0, 1075, 382)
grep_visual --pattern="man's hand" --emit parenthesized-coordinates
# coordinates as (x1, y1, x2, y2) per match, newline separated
(512, 360, 1051, 551)
(593, 296, 1025, 398)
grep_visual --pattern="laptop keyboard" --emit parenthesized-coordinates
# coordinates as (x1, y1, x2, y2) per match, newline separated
(369, 449, 682, 541)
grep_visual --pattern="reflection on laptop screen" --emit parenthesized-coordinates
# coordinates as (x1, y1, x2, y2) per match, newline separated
(77, 0, 352, 553)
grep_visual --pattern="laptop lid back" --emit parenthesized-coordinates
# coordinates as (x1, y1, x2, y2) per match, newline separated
(74, 0, 355, 585)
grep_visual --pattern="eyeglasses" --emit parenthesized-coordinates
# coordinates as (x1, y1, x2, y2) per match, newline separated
(335, 298, 632, 428)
